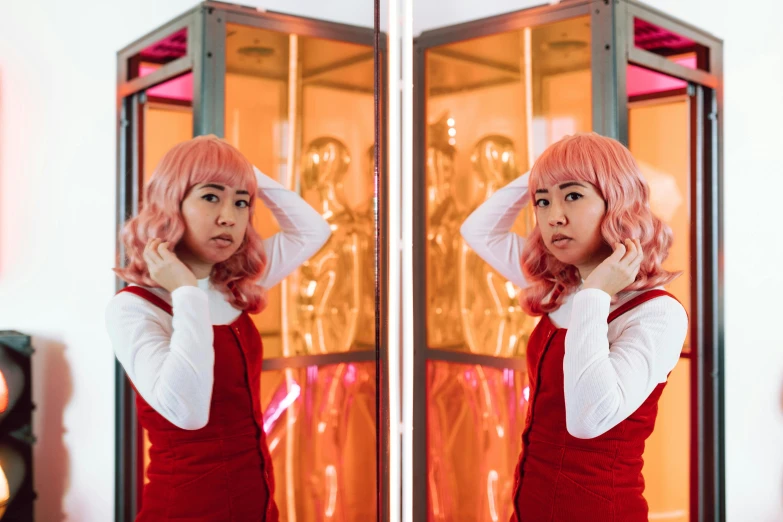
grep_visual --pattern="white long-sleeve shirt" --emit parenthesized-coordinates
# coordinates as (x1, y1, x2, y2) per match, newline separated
(460, 172, 688, 439)
(105, 168, 331, 430)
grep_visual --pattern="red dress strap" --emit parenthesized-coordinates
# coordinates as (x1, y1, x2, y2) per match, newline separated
(607, 289, 679, 324)
(117, 286, 173, 316)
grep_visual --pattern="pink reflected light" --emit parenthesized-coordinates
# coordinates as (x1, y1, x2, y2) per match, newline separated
(263, 382, 301, 433)
(463, 369, 478, 388)
(627, 55, 696, 97)
(139, 65, 193, 102)
(344, 364, 357, 385)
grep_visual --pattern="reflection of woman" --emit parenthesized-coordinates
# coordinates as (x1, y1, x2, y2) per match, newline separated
(105, 135, 330, 521)
(461, 133, 688, 521)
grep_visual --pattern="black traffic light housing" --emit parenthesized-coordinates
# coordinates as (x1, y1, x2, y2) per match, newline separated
(0, 331, 35, 521)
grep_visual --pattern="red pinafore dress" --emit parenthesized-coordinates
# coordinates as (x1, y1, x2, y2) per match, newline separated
(119, 286, 280, 522)
(511, 289, 681, 522)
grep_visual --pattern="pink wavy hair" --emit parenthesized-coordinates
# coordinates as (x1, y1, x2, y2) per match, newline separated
(520, 132, 679, 316)
(114, 134, 267, 313)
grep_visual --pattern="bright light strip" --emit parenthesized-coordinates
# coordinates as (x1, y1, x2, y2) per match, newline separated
(284, 34, 299, 522)
(401, 0, 414, 519)
(387, 0, 402, 520)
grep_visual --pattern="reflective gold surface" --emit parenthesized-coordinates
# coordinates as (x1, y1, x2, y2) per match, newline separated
(425, 119, 537, 355)
(261, 363, 377, 521)
(425, 113, 464, 349)
(292, 138, 375, 354)
(459, 136, 538, 358)
(224, 24, 376, 357)
(427, 361, 527, 522)
(293, 138, 358, 354)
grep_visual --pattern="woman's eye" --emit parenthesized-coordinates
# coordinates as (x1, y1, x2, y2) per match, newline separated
(535, 199, 549, 208)
(565, 192, 583, 201)
(236, 200, 250, 208)
(202, 194, 219, 203)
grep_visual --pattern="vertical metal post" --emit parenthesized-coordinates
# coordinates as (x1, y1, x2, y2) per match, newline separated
(590, 0, 628, 142)
(193, 5, 226, 137)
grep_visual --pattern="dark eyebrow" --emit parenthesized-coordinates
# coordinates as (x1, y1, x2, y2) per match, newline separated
(536, 181, 588, 194)
(199, 183, 250, 196)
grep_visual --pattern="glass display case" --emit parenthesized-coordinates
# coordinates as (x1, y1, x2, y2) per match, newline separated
(413, 1, 723, 521)
(115, 3, 386, 521)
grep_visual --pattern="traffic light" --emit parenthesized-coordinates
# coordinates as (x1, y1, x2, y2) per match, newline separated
(0, 331, 35, 521)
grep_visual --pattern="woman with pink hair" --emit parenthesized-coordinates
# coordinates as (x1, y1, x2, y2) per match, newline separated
(105, 135, 331, 521)
(461, 132, 688, 521)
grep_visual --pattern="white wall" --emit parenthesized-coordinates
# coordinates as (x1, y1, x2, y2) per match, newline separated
(1, 0, 781, 521)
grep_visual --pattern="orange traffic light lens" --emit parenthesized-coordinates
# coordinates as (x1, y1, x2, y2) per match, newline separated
(0, 371, 8, 414)
(0, 464, 8, 518)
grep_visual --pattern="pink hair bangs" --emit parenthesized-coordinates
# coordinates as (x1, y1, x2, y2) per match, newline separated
(146, 134, 258, 211)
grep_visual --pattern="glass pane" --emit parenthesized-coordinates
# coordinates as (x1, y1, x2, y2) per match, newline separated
(139, 87, 194, 488)
(627, 64, 687, 98)
(143, 70, 193, 103)
(224, 23, 375, 358)
(142, 101, 193, 186)
(634, 18, 708, 71)
(128, 27, 188, 80)
(261, 363, 377, 520)
(424, 16, 591, 355)
(427, 361, 527, 522)
(628, 70, 692, 517)
(628, 87, 692, 353)
(643, 357, 691, 521)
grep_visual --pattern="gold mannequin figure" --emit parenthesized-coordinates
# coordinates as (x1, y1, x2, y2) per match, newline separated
(426, 113, 465, 348)
(459, 135, 537, 359)
(294, 137, 361, 355)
